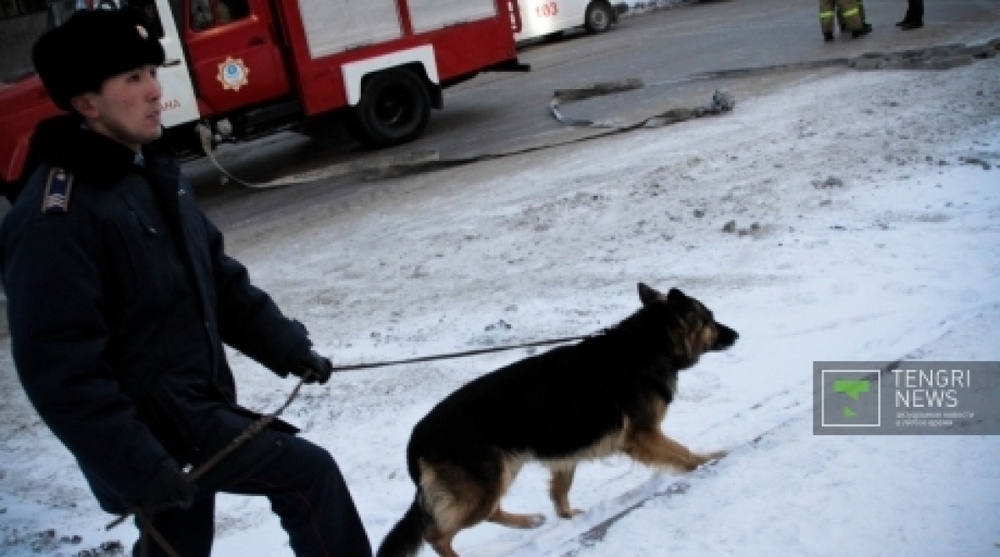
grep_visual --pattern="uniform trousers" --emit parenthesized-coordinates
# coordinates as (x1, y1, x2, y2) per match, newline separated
(134, 429, 372, 557)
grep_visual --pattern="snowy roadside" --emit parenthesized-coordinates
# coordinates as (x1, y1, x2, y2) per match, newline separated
(2, 53, 999, 557)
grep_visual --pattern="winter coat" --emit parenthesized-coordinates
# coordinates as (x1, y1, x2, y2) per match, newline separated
(0, 115, 312, 514)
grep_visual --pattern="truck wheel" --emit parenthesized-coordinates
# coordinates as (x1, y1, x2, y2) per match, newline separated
(348, 68, 431, 148)
(584, 1, 614, 34)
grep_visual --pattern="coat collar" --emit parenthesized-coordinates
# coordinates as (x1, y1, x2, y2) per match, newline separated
(30, 114, 168, 187)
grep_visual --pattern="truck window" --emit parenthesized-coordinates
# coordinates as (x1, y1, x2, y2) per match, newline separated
(129, 0, 165, 38)
(190, 0, 249, 31)
(46, 0, 165, 39)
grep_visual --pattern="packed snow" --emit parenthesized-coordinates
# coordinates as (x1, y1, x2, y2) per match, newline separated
(2, 28, 999, 557)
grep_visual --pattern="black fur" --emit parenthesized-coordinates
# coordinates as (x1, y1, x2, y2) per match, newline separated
(378, 499, 426, 557)
(378, 284, 737, 557)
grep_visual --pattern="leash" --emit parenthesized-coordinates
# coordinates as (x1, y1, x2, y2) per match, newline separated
(107, 375, 311, 553)
(107, 333, 587, 551)
(328, 334, 589, 372)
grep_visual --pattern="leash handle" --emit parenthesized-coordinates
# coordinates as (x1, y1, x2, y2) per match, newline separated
(106, 375, 310, 534)
(135, 508, 182, 557)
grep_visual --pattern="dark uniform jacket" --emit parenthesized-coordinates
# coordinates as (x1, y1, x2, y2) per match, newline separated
(0, 115, 312, 513)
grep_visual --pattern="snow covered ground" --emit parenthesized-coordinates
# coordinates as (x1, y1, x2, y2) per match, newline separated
(2, 34, 1000, 557)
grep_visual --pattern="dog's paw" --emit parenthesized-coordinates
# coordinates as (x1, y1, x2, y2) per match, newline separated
(702, 450, 727, 463)
(685, 450, 726, 471)
(491, 510, 546, 529)
(556, 507, 584, 519)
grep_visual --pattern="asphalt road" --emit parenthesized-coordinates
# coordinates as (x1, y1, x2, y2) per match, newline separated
(76, 0, 1000, 227)
(0, 0, 997, 332)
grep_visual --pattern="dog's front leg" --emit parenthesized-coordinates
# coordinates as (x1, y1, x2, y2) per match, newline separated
(487, 507, 546, 528)
(624, 426, 726, 472)
(547, 463, 584, 518)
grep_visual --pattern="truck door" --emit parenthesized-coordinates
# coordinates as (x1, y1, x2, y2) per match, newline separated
(149, 0, 200, 126)
(182, 0, 291, 115)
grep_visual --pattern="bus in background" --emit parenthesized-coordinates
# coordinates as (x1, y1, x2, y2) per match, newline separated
(514, 0, 620, 42)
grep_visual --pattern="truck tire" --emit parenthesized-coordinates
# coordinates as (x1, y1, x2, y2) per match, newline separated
(584, 1, 614, 34)
(348, 68, 431, 148)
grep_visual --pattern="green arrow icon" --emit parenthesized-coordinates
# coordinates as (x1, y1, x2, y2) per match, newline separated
(834, 380, 870, 401)
(833, 379, 870, 420)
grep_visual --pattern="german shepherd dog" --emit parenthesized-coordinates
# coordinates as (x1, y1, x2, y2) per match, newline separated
(377, 284, 738, 557)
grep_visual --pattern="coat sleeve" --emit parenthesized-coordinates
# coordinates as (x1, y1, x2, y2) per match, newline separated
(3, 209, 175, 513)
(202, 212, 312, 376)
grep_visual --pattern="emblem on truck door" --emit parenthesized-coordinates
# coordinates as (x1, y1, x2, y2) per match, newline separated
(216, 57, 250, 92)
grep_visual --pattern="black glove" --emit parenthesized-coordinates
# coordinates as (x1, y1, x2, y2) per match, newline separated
(293, 349, 333, 385)
(140, 468, 195, 515)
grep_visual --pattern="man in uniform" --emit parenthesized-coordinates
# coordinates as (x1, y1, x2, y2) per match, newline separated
(0, 8, 372, 556)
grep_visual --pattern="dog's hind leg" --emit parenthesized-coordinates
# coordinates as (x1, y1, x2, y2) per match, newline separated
(421, 494, 472, 557)
(425, 526, 461, 557)
(546, 462, 583, 518)
(419, 459, 498, 556)
(422, 483, 494, 557)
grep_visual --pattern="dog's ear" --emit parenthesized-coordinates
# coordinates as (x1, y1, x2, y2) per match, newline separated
(666, 288, 688, 304)
(638, 283, 665, 306)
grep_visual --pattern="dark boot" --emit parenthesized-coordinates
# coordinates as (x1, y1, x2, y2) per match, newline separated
(824, 32, 834, 42)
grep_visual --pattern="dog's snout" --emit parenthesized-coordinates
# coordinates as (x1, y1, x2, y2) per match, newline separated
(712, 323, 738, 350)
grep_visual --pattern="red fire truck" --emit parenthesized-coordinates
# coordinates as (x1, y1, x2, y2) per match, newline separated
(0, 0, 527, 200)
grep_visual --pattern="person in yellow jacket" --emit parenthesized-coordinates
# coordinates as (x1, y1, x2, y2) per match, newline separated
(837, 0, 873, 37)
(819, 0, 871, 41)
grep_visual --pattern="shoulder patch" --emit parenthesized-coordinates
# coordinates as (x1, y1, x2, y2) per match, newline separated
(41, 168, 74, 215)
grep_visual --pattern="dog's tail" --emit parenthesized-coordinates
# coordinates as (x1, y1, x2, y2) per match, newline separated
(376, 494, 427, 557)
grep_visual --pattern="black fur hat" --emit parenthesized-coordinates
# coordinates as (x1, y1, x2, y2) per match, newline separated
(32, 9, 165, 111)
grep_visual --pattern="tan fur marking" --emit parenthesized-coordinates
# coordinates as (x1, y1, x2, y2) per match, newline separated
(700, 323, 717, 352)
(542, 428, 627, 467)
(640, 397, 668, 425)
(487, 508, 545, 528)
(426, 528, 460, 557)
(668, 318, 700, 362)
(548, 466, 580, 518)
(541, 423, 628, 518)
(619, 398, 725, 471)
(418, 460, 483, 535)
(418, 454, 538, 556)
